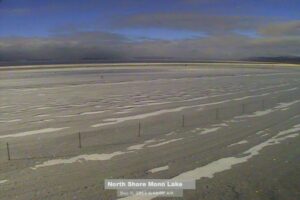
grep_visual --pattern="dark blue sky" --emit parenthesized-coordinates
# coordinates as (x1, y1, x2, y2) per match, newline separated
(1, 0, 299, 38)
(0, 0, 299, 61)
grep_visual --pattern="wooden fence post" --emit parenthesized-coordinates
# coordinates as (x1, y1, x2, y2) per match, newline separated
(138, 121, 141, 137)
(78, 132, 82, 148)
(6, 142, 11, 161)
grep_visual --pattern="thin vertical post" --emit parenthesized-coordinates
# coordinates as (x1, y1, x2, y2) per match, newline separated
(6, 142, 11, 161)
(182, 115, 185, 127)
(138, 121, 141, 137)
(215, 108, 219, 120)
(78, 132, 82, 148)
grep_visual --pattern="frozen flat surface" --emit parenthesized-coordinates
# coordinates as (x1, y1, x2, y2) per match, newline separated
(0, 63, 300, 200)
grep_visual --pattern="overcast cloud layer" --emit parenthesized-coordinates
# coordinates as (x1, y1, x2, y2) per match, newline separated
(0, 0, 300, 62)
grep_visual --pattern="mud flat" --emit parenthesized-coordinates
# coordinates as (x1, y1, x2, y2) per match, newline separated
(0, 63, 300, 200)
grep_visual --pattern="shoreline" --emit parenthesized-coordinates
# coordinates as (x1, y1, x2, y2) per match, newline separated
(1, 62, 300, 71)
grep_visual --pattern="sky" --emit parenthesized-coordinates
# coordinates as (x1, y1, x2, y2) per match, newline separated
(0, 0, 300, 62)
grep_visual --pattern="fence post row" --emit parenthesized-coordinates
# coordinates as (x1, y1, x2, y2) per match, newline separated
(3, 96, 284, 162)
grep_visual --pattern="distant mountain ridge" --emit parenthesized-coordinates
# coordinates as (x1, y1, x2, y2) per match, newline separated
(1, 56, 300, 67)
(247, 56, 300, 64)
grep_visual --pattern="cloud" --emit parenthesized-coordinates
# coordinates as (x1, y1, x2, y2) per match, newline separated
(112, 13, 269, 34)
(1, 30, 300, 62)
(259, 20, 300, 36)
(0, 32, 131, 61)
(129, 35, 300, 60)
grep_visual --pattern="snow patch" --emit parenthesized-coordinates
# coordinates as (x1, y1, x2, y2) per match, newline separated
(148, 138, 183, 148)
(127, 144, 147, 151)
(35, 114, 50, 118)
(0, 180, 8, 184)
(276, 124, 300, 137)
(36, 107, 51, 110)
(166, 131, 175, 136)
(275, 100, 300, 110)
(198, 127, 221, 135)
(0, 119, 21, 123)
(80, 110, 105, 115)
(0, 127, 69, 139)
(228, 140, 248, 147)
(32, 151, 126, 169)
(236, 109, 273, 119)
(92, 107, 195, 128)
(148, 165, 169, 173)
